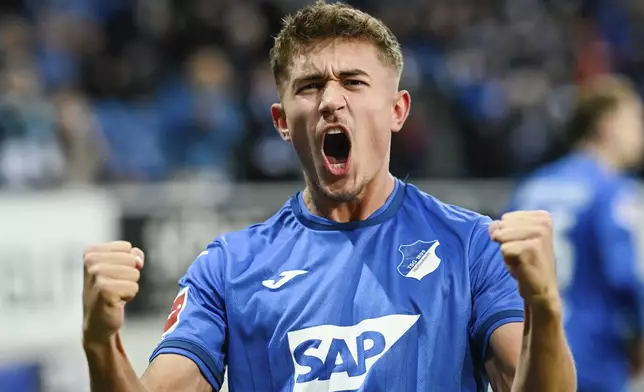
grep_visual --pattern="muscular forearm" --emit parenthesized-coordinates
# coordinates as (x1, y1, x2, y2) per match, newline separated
(84, 333, 150, 392)
(512, 299, 576, 392)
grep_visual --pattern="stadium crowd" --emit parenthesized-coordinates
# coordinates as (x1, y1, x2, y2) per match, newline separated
(0, 0, 642, 189)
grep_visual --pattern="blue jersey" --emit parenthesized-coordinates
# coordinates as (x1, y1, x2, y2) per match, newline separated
(151, 178, 524, 391)
(507, 152, 644, 391)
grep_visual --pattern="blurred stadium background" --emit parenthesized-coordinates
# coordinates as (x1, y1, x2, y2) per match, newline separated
(0, 0, 643, 391)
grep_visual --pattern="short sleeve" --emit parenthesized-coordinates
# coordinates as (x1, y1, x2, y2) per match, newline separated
(149, 241, 227, 391)
(468, 216, 525, 362)
(595, 183, 644, 333)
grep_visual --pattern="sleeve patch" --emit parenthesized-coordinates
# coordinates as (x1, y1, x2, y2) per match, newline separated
(163, 286, 190, 337)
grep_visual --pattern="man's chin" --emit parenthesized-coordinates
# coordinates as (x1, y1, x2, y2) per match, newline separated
(318, 177, 363, 203)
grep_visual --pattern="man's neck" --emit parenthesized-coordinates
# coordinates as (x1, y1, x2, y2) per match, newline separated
(303, 173, 396, 223)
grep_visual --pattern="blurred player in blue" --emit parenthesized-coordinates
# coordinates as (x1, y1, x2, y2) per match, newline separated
(80, 2, 575, 391)
(507, 75, 644, 392)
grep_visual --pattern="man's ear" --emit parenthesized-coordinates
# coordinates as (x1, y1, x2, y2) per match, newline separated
(391, 90, 411, 133)
(271, 103, 290, 142)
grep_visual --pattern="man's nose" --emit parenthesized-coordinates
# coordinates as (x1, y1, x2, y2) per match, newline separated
(318, 82, 346, 118)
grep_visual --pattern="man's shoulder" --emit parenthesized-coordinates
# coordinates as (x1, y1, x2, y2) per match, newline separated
(403, 181, 492, 240)
(213, 199, 297, 244)
(405, 181, 488, 221)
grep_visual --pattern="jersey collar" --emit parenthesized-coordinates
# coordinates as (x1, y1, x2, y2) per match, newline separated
(291, 178, 407, 231)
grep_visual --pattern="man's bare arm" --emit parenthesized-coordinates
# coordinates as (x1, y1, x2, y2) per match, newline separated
(82, 243, 223, 392)
(485, 323, 522, 392)
(142, 354, 212, 392)
(84, 334, 146, 392)
(512, 300, 575, 392)
(85, 333, 212, 392)
(488, 212, 576, 392)
(485, 302, 575, 392)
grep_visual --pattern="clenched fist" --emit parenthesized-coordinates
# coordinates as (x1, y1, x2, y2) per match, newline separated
(489, 211, 560, 306)
(82, 241, 144, 345)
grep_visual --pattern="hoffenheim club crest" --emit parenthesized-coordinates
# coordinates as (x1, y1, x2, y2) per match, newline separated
(397, 240, 442, 281)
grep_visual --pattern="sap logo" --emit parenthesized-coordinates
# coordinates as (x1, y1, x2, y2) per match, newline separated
(287, 314, 419, 391)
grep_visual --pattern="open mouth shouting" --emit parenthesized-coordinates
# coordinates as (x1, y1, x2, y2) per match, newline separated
(321, 126, 352, 176)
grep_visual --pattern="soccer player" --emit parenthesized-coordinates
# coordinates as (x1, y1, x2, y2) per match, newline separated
(507, 74, 644, 391)
(81, 2, 575, 391)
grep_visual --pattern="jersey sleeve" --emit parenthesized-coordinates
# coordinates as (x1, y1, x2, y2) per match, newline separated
(468, 216, 525, 362)
(148, 241, 227, 391)
(595, 183, 644, 334)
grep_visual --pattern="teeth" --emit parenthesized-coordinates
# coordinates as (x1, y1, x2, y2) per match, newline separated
(330, 163, 345, 169)
(327, 129, 343, 135)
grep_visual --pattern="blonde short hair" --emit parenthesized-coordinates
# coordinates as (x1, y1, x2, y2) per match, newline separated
(269, 1, 403, 89)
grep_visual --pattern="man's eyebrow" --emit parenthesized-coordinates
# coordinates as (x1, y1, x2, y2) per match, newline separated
(292, 73, 325, 87)
(292, 69, 371, 87)
(337, 69, 370, 79)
